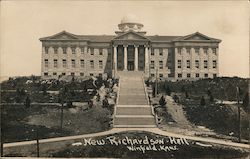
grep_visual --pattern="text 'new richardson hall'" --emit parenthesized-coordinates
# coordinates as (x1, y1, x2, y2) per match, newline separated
(40, 14, 221, 80)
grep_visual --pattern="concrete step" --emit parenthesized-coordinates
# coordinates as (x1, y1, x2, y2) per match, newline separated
(114, 115, 155, 126)
(114, 115, 156, 126)
(116, 106, 152, 115)
(118, 97, 148, 105)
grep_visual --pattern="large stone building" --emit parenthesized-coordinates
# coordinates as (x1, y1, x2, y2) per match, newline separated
(40, 15, 221, 80)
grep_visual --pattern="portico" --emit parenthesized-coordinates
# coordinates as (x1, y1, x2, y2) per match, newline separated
(113, 44, 149, 72)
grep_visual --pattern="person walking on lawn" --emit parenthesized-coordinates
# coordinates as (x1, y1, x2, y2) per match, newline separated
(25, 95, 31, 108)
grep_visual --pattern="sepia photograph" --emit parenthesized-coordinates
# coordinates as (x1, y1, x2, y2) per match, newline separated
(0, 0, 249, 158)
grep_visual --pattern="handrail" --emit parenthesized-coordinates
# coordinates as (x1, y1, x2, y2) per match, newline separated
(112, 77, 120, 127)
(141, 76, 150, 106)
(141, 76, 158, 126)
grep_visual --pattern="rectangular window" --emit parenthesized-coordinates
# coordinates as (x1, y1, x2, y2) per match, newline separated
(72, 48, 76, 54)
(186, 60, 190, 68)
(63, 59, 67, 68)
(90, 60, 94, 69)
(187, 73, 191, 78)
(45, 47, 49, 54)
(151, 74, 155, 77)
(71, 72, 75, 76)
(71, 59, 76, 68)
(99, 49, 103, 55)
(80, 73, 84, 76)
(150, 61, 155, 69)
(91, 48, 94, 55)
(203, 48, 208, 54)
(213, 74, 217, 78)
(99, 60, 103, 69)
(213, 60, 217, 68)
(90, 73, 94, 76)
(54, 59, 58, 68)
(159, 61, 163, 69)
(63, 47, 67, 54)
(204, 73, 208, 78)
(151, 49, 154, 56)
(204, 60, 208, 68)
(195, 48, 199, 54)
(80, 59, 84, 68)
(212, 48, 217, 54)
(178, 48, 181, 54)
(44, 72, 48, 76)
(159, 74, 163, 78)
(62, 72, 66, 76)
(44, 59, 49, 67)
(177, 60, 182, 68)
(54, 47, 58, 54)
(196, 73, 200, 78)
(195, 60, 199, 68)
(178, 73, 182, 78)
(53, 72, 57, 76)
(159, 49, 163, 56)
(81, 47, 84, 54)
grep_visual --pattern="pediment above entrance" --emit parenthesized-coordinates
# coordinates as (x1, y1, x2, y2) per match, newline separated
(113, 31, 150, 41)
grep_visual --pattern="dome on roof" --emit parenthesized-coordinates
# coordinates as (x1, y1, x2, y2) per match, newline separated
(121, 14, 141, 24)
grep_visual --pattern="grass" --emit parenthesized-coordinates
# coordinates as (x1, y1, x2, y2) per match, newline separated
(154, 77, 250, 140)
(1, 103, 113, 143)
(50, 132, 249, 158)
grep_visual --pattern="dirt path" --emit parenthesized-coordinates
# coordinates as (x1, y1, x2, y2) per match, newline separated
(165, 95, 191, 128)
(159, 95, 216, 137)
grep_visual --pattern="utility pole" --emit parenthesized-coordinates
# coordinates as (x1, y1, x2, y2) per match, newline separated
(60, 103, 64, 132)
(36, 129, 40, 157)
(0, 106, 3, 157)
(236, 86, 241, 143)
(155, 68, 158, 97)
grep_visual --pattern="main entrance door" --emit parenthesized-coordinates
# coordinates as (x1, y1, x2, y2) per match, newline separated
(127, 45, 135, 71)
(128, 61, 134, 71)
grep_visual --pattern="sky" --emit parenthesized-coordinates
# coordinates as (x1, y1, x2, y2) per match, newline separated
(0, 1, 249, 79)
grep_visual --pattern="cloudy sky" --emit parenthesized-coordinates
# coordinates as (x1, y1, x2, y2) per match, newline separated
(0, 1, 249, 79)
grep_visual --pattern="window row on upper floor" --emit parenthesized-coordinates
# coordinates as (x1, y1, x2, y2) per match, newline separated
(44, 46, 111, 55)
(150, 47, 218, 56)
(177, 59, 217, 69)
(176, 47, 218, 55)
(44, 59, 106, 69)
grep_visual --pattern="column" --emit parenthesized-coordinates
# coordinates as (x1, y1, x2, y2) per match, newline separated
(113, 46, 117, 72)
(145, 46, 149, 65)
(144, 45, 149, 76)
(134, 45, 139, 71)
(123, 45, 127, 71)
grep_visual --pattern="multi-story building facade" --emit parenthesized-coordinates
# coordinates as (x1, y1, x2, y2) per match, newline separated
(40, 15, 221, 80)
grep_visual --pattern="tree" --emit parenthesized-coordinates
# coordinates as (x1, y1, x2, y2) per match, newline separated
(159, 95, 166, 107)
(207, 89, 212, 96)
(152, 84, 156, 97)
(165, 86, 171, 96)
(242, 93, 249, 113)
(200, 96, 206, 106)
(102, 97, 109, 108)
(42, 85, 47, 95)
(181, 85, 185, 93)
(210, 94, 214, 103)
(185, 91, 189, 99)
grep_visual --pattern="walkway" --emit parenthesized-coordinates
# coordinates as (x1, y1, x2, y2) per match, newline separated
(113, 71, 156, 127)
(4, 128, 249, 149)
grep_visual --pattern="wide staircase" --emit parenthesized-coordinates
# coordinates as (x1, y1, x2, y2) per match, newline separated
(113, 71, 156, 128)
